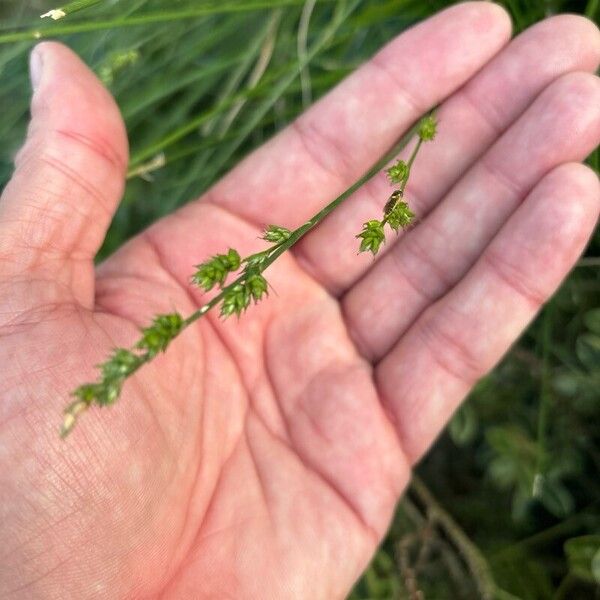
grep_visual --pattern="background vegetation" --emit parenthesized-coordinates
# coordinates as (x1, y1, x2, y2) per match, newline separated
(0, 1, 599, 598)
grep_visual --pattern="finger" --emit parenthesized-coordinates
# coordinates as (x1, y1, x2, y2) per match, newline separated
(343, 71, 600, 361)
(205, 2, 511, 227)
(375, 162, 600, 463)
(295, 15, 600, 294)
(0, 42, 128, 307)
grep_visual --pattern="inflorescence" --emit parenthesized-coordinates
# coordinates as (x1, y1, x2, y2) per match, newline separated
(62, 114, 436, 437)
(356, 114, 436, 256)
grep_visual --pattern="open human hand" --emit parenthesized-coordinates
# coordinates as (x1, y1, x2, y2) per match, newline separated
(1, 3, 599, 598)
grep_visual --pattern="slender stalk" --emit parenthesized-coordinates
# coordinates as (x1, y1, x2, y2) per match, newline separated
(200, 0, 361, 186)
(298, 0, 318, 107)
(491, 506, 599, 560)
(381, 135, 424, 227)
(532, 302, 554, 498)
(61, 122, 418, 437)
(126, 69, 347, 178)
(0, 0, 333, 45)
(410, 475, 498, 600)
(576, 256, 600, 268)
(585, 0, 599, 19)
(41, 0, 103, 19)
(183, 127, 415, 327)
(403, 139, 423, 187)
(129, 0, 355, 168)
(354, 111, 433, 256)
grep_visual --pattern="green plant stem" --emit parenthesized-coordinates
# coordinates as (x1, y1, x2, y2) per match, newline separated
(62, 121, 418, 437)
(195, 0, 361, 187)
(128, 0, 355, 168)
(553, 573, 575, 600)
(410, 475, 498, 600)
(576, 257, 600, 268)
(298, 0, 318, 107)
(402, 138, 423, 192)
(0, 0, 332, 45)
(48, 0, 103, 18)
(382, 135, 424, 227)
(533, 302, 553, 498)
(585, 0, 599, 19)
(183, 125, 415, 328)
(125, 68, 346, 178)
(491, 504, 599, 560)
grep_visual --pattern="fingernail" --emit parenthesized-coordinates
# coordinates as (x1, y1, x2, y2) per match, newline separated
(29, 46, 44, 92)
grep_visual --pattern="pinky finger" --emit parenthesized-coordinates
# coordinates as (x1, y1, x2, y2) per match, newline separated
(376, 162, 600, 463)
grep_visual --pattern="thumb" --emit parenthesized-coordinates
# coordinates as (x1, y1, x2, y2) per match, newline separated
(0, 42, 128, 307)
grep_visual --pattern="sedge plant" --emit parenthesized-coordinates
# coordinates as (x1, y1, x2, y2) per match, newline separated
(60, 113, 437, 437)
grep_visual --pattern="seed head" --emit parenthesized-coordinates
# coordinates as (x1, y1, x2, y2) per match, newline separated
(386, 201, 415, 232)
(418, 115, 437, 142)
(192, 249, 241, 291)
(386, 160, 409, 185)
(136, 313, 184, 357)
(246, 273, 268, 303)
(221, 284, 251, 318)
(262, 225, 291, 244)
(356, 220, 385, 255)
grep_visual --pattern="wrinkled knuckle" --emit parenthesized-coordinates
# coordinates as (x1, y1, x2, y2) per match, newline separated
(54, 128, 127, 174)
(15, 127, 126, 179)
(369, 55, 423, 115)
(418, 309, 482, 385)
(341, 305, 379, 363)
(395, 226, 454, 301)
(459, 85, 504, 137)
(480, 153, 522, 198)
(550, 70, 600, 104)
(291, 118, 354, 182)
(36, 153, 113, 218)
(484, 250, 546, 309)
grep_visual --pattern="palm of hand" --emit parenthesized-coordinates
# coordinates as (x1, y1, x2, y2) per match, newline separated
(3, 204, 403, 598)
(1, 5, 599, 599)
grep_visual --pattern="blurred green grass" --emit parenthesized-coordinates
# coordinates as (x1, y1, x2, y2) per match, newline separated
(0, 1, 599, 598)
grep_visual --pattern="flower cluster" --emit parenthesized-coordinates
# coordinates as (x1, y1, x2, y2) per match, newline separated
(261, 224, 291, 243)
(385, 197, 415, 232)
(386, 160, 408, 185)
(100, 49, 141, 86)
(418, 115, 437, 141)
(356, 114, 436, 255)
(75, 348, 141, 408)
(356, 188, 415, 256)
(192, 226, 283, 319)
(61, 314, 185, 437)
(65, 234, 275, 435)
(64, 112, 438, 438)
(192, 249, 241, 291)
(220, 273, 268, 318)
(136, 313, 184, 358)
(62, 348, 142, 438)
(356, 220, 386, 255)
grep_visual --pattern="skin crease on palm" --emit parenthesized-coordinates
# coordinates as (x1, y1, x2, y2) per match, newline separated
(0, 2, 599, 598)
